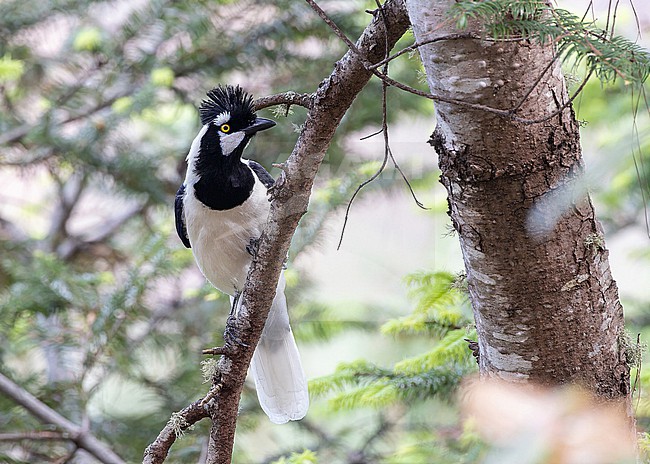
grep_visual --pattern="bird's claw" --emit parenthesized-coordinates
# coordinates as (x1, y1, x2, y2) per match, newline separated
(268, 169, 287, 201)
(246, 237, 260, 258)
(223, 314, 248, 348)
(202, 318, 248, 356)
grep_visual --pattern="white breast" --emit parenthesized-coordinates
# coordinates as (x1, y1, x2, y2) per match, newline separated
(183, 165, 270, 295)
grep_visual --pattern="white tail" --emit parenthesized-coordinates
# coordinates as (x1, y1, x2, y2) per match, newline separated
(248, 273, 309, 424)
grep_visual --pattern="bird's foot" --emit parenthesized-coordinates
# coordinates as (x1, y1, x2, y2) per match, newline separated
(246, 237, 260, 258)
(223, 313, 249, 348)
(268, 167, 287, 201)
(202, 315, 248, 356)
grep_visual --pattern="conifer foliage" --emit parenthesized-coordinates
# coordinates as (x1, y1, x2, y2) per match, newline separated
(450, 0, 649, 85)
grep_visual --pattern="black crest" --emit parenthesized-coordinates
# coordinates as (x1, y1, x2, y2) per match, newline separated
(199, 85, 256, 127)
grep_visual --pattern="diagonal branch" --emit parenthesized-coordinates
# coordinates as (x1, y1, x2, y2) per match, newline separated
(197, 1, 411, 463)
(0, 372, 125, 464)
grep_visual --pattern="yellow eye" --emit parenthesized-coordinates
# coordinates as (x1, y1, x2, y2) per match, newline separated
(220, 124, 230, 133)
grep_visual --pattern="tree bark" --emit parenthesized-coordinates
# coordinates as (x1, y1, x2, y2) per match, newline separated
(406, 1, 630, 399)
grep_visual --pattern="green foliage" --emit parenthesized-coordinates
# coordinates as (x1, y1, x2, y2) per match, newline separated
(450, 0, 650, 85)
(0, 54, 24, 82)
(382, 272, 470, 337)
(150, 67, 175, 88)
(384, 428, 486, 464)
(291, 301, 376, 342)
(306, 271, 478, 462)
(73, 27, 103, 52)
(393, 328, 474, 375)
(311, 272, 476, 414)
(272, 449, 318, 464)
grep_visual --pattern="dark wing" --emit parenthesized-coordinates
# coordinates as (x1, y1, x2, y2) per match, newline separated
(175, 184, 191, 248)
(248, 160, 275, 189)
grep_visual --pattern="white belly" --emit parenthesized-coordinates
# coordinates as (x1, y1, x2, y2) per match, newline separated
(183, 181, 270, 295)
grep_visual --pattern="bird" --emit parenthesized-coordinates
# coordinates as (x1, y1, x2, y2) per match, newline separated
(174, 85, 309, 424)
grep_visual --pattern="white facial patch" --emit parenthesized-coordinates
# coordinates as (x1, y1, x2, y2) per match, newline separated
(219, 131, 246, 156)
(213, 111, 230, 126)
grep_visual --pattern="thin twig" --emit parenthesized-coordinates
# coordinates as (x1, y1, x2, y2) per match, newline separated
(374, 0, 426, 210)
(630, 85, 650, 239)
(336, 0, 388, 250)
(359, 128, 383, 140)
(305, 0, 365, 62)
(368, 29, 465, 70)
(336, 2, 427, 250)
(515, 67, 594, 124)
(580, 0, 595, 22)
(336, 143, 389, 251)
(253, 91, 314, 111)
(508, 54, 560, 114)
(627, 0, 642, 42)
(336, 1, 427, 250)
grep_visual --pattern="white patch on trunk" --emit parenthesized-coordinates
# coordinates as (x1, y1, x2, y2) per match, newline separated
(484, 344, 532, 380)
(463, 246, 485, 261)
(600, 315, 613, 332)
(588, 343, 603, 358)
(471, 270, 496, 286)
(441, 76, 491, 94)
(492, 330, 529, 343)
(494, 370, 530, 381)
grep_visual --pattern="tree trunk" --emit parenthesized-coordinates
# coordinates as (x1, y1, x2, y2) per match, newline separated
(406, 0, 630, 399)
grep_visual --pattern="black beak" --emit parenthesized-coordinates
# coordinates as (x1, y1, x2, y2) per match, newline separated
(243, 117, 276, 135)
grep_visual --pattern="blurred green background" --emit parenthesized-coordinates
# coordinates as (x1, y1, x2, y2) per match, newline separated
(0, 1, 648, 463)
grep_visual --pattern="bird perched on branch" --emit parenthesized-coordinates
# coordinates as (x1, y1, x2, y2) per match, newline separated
(174, 85, 308, 424)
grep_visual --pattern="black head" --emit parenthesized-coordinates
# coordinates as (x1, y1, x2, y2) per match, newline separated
(200, 85, 255, 127)
(198, 85, 275, 158)
(191, 86, 275, 210)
